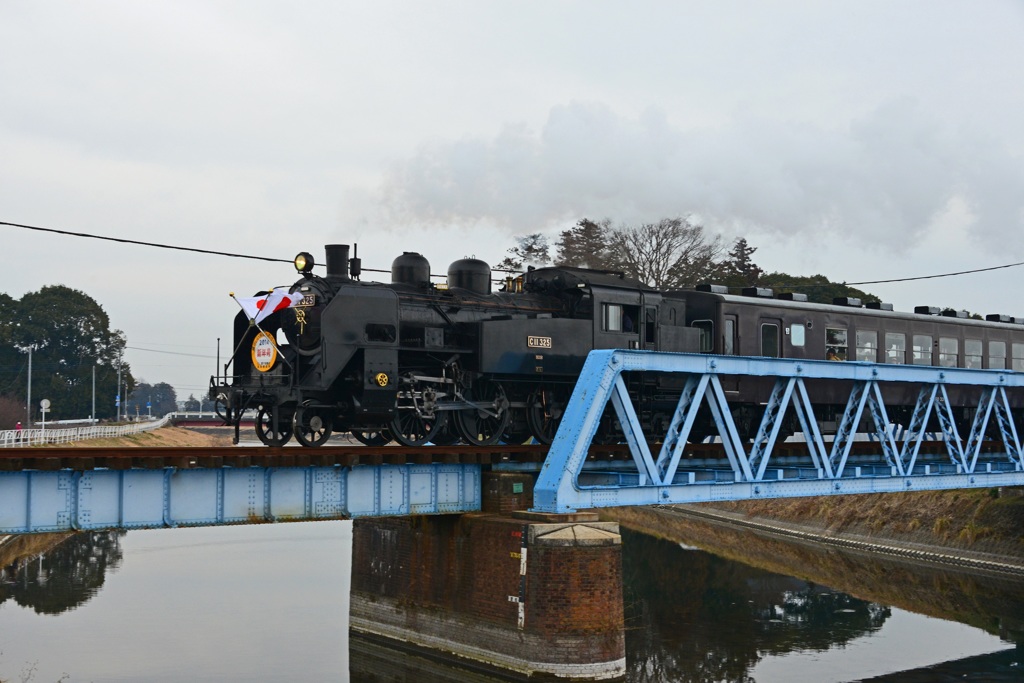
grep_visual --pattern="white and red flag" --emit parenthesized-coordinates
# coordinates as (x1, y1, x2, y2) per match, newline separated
(236, 288, 304, 324)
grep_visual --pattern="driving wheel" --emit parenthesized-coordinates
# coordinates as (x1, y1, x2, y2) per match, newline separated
(389, 409, 448, 447)
(255, 404, 292, 447)
(526, 386, 566, 445)
(455, 379, 510, 446)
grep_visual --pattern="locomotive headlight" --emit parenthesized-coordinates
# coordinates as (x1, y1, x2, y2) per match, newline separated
(294, 252, 315, 274)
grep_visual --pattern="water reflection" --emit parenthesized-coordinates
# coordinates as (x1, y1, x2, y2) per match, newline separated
(0, 520, 1017, 682)
(0, 531, 124, 615)
(623, 529, 889, 682)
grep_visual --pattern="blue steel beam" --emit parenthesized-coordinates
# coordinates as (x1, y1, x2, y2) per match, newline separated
(0, 464, 481, 534)
(532, 350, 1024, 513)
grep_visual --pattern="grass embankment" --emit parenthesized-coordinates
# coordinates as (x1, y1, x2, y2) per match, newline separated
(58, 425, 233, 449)
(705, 489, 1024, 561)
(603, 486, 1024, 573)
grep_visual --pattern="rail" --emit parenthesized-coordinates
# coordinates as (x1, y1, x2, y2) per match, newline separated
(0, 415, 172, 448)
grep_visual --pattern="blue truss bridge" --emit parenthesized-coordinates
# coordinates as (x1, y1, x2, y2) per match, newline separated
(2, 350, 1023, 534)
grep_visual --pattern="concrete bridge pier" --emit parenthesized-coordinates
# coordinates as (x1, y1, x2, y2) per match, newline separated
(349, 472, 626, 680)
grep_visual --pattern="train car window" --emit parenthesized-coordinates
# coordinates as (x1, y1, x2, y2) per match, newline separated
(938, 337, 958, 367)
(761, 323, 780, 358)
(645, 307, 657, 346)
(965, 339, 983, 369)
(855, 331, 877, 362)
(825, 327, 847, 361)
(603, 304, 623, 332)
(692, 320, 714, 352)
(885, 332, 906, 364)
(724, 318, 735, 355)
(365, 323, 397, 343)
(1013, 343, 1024, 371)
(990, 341, 1007, 370)
(789, 324, 805, 347)
(912, 335, 933, 365)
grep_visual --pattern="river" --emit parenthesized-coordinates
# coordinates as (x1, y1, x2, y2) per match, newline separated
(0, 518, 1020, 682)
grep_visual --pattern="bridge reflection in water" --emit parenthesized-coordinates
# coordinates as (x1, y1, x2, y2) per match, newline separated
(0, 520, 1019, 682)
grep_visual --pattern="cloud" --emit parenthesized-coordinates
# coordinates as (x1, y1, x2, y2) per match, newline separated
(380, 100, 1024, 253)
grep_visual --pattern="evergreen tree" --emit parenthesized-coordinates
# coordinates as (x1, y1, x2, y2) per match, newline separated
(495, 233, 552, 271)
(554, 218, 619, 270)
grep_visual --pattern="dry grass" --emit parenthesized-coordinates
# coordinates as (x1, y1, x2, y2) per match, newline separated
(53, 426, 233, 449)
(709, 487, 1024, 558)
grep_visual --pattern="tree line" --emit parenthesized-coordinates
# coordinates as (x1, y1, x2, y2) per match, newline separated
(496, 217, 878, 304)
(0, 285, 176, 428)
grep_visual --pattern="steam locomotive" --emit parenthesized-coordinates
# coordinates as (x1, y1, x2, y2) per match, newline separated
(211, 244, 1024, 447)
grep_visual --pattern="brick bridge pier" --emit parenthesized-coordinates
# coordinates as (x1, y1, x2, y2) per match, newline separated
(349, 471, 626, 680)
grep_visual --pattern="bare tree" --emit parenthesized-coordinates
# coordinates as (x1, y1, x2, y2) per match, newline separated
(610, 217, 723, 289)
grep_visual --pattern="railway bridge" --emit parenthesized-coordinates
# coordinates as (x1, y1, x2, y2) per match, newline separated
(3, 350, 1023, 680)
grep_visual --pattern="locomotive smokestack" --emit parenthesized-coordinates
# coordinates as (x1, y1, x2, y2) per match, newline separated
(325, 244, 351, 280)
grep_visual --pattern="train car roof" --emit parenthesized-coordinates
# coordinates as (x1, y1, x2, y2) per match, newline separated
(524, 266, 658, 293)
(673, 288, 1024, 331)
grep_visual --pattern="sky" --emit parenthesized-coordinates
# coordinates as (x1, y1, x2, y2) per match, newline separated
(2, 1, 1023, 406)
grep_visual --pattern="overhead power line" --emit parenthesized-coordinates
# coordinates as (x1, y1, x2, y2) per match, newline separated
(125, 345, 216, 359)
(2, 220, 296, 265)
(4, 218, 1024, 286)
(0, 220, 397, 274)
(843, 261, 1024, 286)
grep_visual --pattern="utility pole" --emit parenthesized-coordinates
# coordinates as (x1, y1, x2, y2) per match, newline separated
(116, 357, 122, 422)
(26, 346, 32, 427)
(92, 365, 96, 423)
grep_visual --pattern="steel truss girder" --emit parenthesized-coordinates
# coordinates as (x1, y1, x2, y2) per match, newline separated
(532, 350, 1024, 513)
(0, 464, 481, 535)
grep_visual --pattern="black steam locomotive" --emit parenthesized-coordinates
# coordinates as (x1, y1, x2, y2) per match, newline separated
(211, 244, 1024, 447)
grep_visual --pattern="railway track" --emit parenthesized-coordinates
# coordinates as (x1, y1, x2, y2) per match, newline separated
(0, 439, 977, 472)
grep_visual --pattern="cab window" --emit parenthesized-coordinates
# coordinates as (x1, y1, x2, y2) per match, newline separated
(602, 303, 639, 332)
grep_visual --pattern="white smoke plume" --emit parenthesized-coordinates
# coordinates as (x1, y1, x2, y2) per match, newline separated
(381, 99, 1024, 255)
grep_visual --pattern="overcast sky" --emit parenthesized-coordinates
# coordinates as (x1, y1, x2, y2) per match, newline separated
(2, 1, 1023, 405)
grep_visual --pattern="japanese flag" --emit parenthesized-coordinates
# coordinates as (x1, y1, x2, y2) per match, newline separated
(237, 288, 304, 324)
